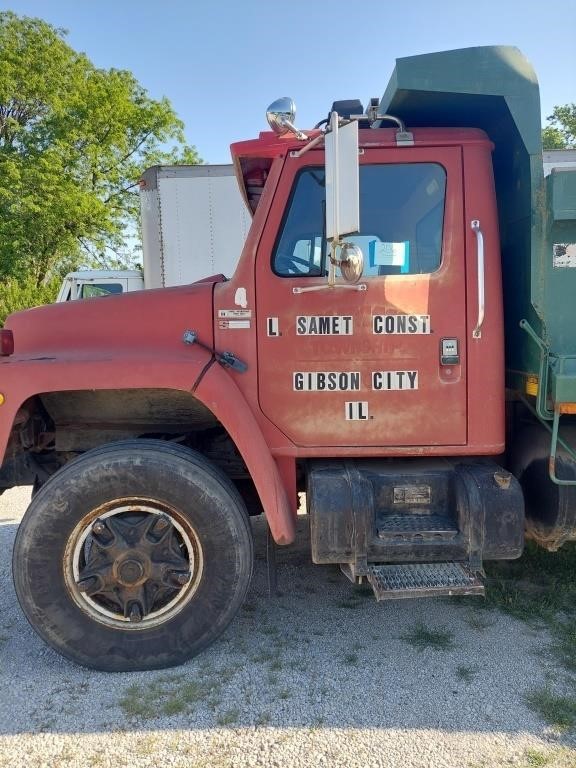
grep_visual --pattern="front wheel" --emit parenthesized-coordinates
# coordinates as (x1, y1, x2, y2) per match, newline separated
(13, 440, 253, 671)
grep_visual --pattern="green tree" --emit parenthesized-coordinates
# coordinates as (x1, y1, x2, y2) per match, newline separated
(0, 276, 59, 327)
(0, 11, 199, 285)
(542, 104, 576, 150)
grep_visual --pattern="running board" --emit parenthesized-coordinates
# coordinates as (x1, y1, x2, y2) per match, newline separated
(366, 562, 484, 601)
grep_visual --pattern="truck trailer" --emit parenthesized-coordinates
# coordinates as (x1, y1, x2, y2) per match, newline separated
(2, 45, 576, 671)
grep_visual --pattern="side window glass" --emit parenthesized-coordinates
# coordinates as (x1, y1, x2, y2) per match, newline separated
(273, 171, 327, 276)
(80, 283, 124, 298)
(272, 164, 446, 277)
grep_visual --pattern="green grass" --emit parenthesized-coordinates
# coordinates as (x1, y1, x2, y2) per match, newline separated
(402, 623, 455, 652)
(483, 541, 576, 681)
(550, 618, 576, 673)
(338, 598, 363, 609)
(524, 749, 576, 767)
(455, 664, 478, 683)
(470, 747, 576, 768)
(251, 650, 274, 664)
(524, 749, 553, 767)
(464, 611, 496, 631)
(119, 675, 216, 720)
(216, 708, 240, 726)
(526, 687, 576, 732)
(484, 541, 576, 625)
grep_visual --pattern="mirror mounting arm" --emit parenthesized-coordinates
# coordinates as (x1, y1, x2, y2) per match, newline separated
(289, 113, 360, 159)
(289, 132, 326, 158)
(292, 283, 367, 294)
(282, 121, 308, 141)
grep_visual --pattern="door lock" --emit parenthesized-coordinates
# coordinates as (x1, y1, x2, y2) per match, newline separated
(440, 338, 460, 365)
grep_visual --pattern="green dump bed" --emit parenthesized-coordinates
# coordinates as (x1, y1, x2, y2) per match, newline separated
(379, 46, 576, 406)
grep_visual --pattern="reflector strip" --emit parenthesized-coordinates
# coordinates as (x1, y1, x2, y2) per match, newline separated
(525, 376, 538, 396)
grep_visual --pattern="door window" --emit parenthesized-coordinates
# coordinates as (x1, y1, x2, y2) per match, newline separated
(273, 164, 446, 277)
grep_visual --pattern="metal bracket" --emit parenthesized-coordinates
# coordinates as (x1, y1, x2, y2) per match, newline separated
(549, 407, 576, 486)
(519, 395, 576, 486)
(182, 330, 247, 373)
(519, 320, 554, 420)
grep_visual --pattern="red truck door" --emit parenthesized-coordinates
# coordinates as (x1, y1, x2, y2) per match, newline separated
(256, 146, 467, 448)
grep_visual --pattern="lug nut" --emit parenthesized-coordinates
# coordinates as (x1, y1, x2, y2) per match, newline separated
(172, 571, 191, 586)
(76, 575, 101, 596)
(92, 520, 106, 535)
(128, 603, 143, 622)
(153, 515, 171, 537)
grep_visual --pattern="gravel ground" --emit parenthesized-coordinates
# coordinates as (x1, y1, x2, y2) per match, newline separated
(1, 485, 575, 768)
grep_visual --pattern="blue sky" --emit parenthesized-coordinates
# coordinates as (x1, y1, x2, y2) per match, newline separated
(4, 0, 576, 163)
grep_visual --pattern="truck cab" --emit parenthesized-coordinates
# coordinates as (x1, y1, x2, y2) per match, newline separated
(56, 270, 144, 301)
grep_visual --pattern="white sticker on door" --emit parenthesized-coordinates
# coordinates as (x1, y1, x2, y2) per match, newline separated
(372, 315, 430, 334)
(345, 401, 369, 420)
(372, 371, 419, 390)
(553, 244, 576, 268)
(293, 372, 361, 391)
(297, 316, 353, 335)
(267, 317, 280, 336)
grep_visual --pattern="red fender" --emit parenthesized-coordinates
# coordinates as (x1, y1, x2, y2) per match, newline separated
(195, 363, 295, 544)
(0, 350, 295, 545)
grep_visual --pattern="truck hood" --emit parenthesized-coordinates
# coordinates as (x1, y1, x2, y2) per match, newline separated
(5, 280, 219, 359)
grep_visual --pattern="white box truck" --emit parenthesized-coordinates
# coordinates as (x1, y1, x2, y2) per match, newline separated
(57, 164, 250, 300)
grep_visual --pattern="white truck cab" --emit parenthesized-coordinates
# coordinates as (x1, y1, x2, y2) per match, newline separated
(56, 270, 144, 302)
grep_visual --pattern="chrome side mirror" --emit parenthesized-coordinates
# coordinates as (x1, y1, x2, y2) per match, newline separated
(266, 98, 307, 140)
(339, 243, 364, 283)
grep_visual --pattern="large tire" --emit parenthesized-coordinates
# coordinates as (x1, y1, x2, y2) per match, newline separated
(13, 440, 253, 671)
(509, 423, 576, 550)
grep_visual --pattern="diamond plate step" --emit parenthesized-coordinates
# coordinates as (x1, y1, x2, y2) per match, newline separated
(366, 562, 484, 601)
(377, 514, 458, 541)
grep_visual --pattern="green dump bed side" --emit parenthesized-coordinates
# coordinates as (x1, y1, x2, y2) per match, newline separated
(379, 46, 576, 403)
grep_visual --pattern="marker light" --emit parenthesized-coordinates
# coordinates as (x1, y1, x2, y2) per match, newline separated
(0, 330, 14, 356)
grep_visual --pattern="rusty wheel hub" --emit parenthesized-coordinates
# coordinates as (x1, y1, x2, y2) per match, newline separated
(65, 502, 202, 628)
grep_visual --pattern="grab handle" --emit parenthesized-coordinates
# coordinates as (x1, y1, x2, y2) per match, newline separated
(471, 219, 485, 339)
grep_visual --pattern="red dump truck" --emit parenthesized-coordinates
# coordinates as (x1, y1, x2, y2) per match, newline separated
(2, 45, 575, 671)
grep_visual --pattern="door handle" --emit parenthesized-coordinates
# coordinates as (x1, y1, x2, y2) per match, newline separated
(471, 219, 484, 339)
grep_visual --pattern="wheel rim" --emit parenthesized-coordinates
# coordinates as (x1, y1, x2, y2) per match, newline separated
(63, 498, 203, 630)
